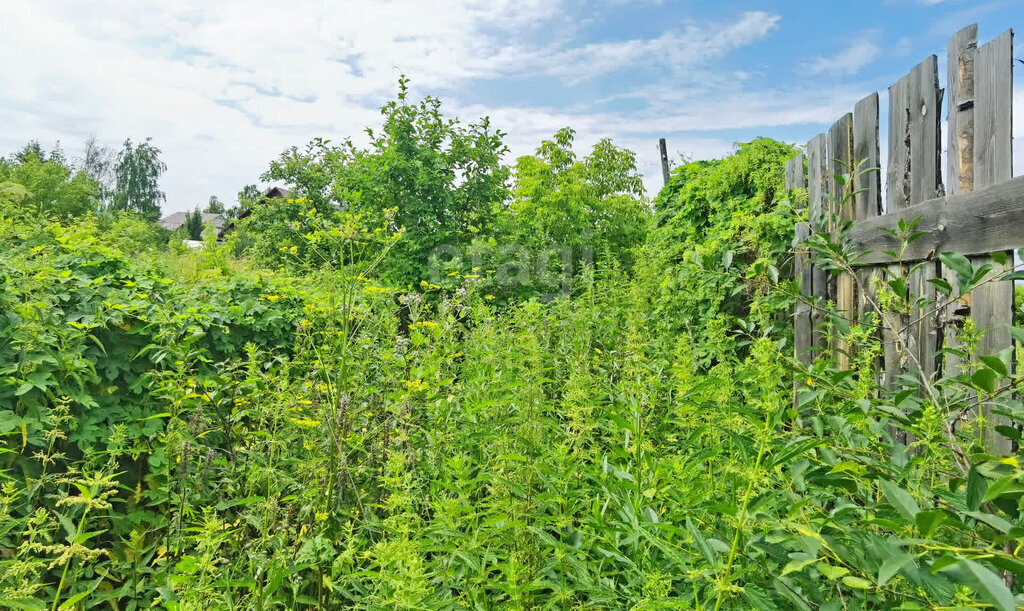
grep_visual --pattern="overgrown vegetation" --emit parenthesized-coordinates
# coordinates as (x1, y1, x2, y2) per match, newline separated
(3, 84, 1024, 610)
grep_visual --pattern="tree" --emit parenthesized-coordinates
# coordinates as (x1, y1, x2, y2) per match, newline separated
(496, 128, 650, 272)
(260, 77, 510, 283)
(15, 140, 44, 164)
(112, 138, 166, 220)
(237, 184, 261, 204)
(0, 142, 100, 219)
(204, 195, 224, 214)
(635, 137, 797, 358)
(184, 206, 204, 240)
(80, 136, 116, 206)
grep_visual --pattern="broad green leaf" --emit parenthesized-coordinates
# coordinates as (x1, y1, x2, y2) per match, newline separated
(782, 556, 817, 576)
(686, 519, 716, 565)
(817, 562, 849, 580)
(964, 511, 1014, 534)
(915, 509, 948, 537)
(841, 575, 872, 589)
(940, 252, 973, 280)
(878, 553, 913, 586)
(982, 476, 1024, 502)
(966, 468, 988, 511)
(971, 368, 998, 393)
(927, 277, 952, 295)
(877, 478, 920, 521)
(979, 355, 1008, 377)
(959, 559, 1014, 611)
(1010, 326, 1024, 344)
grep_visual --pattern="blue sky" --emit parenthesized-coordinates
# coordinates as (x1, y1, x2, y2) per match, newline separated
(0, 0, 1021, 214)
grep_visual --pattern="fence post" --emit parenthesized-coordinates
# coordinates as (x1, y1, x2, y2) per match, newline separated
(658, 138, 670, 187)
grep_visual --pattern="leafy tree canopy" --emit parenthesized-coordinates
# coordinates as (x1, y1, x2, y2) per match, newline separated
(111, 137, 166, 220)
(0, 142, 100, 220)
(498, 127, 650, 270)
(204, 195, 225, 214)
(257, 77, 510, 284)
(184, 206, 204, 240)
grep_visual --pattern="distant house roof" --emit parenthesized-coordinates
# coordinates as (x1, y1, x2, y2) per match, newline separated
(158, 212, 226, 232)
(234, 186, 293, 223)
(263, 186, 292, 199)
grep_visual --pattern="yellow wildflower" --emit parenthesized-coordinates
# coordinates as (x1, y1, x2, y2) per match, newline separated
(404, 379, 429, 392)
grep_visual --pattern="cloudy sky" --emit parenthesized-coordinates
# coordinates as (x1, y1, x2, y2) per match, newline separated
(0, 0, 1022, 214)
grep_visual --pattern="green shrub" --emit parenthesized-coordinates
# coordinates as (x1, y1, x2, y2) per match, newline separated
(3, 134, 1024, 611)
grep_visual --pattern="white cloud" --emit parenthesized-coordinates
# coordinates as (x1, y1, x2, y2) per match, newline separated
(804, 39, 881, 76)
(0, 2, 788, 211)
(512, 11, 780, 81)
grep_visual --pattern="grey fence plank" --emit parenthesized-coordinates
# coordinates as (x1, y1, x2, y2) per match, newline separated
(973, 29, 1014, 454)
(948, 24, 978, 197)
(888, 56, 944, 211)
(910, 263, 939, 385)
(829, 114, 855, 367)
(807, 134, 829, 232)
(943, 25, 978, 403)
(786, 153, 806, 191)
(830, 113, 854, 221)
(853, 93, 882, 219)
(806, 134, 830, 355)
(884, 55, 942, 445)
(794, 222, 813, 367)
(845, 175, 1024, 264)
(975, 30, 1014, 189)
(853, 93, 884, 378)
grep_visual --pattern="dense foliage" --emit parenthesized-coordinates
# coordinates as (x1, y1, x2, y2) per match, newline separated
(251, 78, 509, 285)
(0, 143, 100, 220)
(110, 138, 167, 221)
(3, 89, 1024, 610)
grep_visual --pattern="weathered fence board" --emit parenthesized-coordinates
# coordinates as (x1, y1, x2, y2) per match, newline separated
(806, 134, 830, 354)
(830, 113, 856, 367)
(948, 25, 978, 197)
(793, 222, 813, 369)
(975, 31, 1013, 189)
(790, 24, 1019, 452)
(785, 153, 806, 191)
(853, 93, 881, 220)
(845, 175, 1024, 263)
(943, 25, 979, 388)
(972, 29, 1014, 453)
(887, 56, 943, 211)
(807, 134, 829, 231)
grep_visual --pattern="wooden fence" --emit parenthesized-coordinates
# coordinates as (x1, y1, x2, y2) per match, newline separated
(787, 24, 1021, 452)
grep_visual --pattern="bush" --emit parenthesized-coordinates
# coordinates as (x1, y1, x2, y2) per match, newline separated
(4, 133, 1024, 610)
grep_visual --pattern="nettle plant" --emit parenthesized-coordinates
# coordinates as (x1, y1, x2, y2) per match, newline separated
(770, 159, 1024, 610)
(9, 136, 1024, 610)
